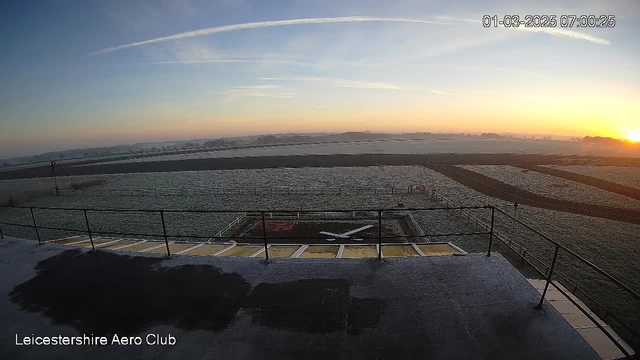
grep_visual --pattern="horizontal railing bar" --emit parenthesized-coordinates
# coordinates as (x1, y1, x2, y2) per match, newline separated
(551, 281, 634, 359)
(0, 221, 488, 241)
(1, 205, 491, 213)
(7, 224, 88, 233)
(381, 232, 491, 238)
(4, 201, 638, 348)
(0, 222, 39, 228)
(426, 191, 639, 352)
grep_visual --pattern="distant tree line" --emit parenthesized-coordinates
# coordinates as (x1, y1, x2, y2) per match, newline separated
(1, 131, 533, 167)
(581, 136, 637, 146)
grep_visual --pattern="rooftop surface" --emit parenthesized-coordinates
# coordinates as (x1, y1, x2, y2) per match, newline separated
(0, 237, 599, 359)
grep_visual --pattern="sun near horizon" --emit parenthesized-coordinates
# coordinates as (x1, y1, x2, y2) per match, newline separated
(628, 131, 640, 142)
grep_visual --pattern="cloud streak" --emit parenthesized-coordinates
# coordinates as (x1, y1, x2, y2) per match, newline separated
(452, 17, 610, 45)
(91, 16, 448, 55)
(150, 59, 315, 66)
(221, 85, 294, 101)
(261, 76, 405, 90)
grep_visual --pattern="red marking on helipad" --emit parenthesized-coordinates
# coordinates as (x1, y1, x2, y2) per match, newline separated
(258, 221, 296, 232)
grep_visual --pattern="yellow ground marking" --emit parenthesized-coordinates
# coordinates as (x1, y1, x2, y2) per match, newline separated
(68, 240, 91, 247)
(416, 244, 460, 256)
(180, 244, 228, 256)
(218, 246, 264, 257)
(82, 239, 121, 248)
(299, 246, 339, 259)
(341, 245, 378, 258)
(260, 246, 299, 258)
(382, 245, 419, 257)
(120, 241, 162, 252)
(101, 240, 137, 249)
(49, 236, 81, 244)
(146, 243, 195, 254)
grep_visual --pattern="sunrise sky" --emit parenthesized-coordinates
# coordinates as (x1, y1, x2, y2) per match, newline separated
(1, 0, 639, 158)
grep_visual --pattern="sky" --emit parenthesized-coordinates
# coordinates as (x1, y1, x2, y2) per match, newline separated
(1, 0, 639, 158)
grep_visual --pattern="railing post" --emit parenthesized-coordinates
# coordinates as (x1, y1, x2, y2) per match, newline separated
(378, 210, 382, 260)
(537, 244, 560, 309)
(30, 208, 41, 245)
(160, 211, 170, 256)
(83, 210, 94, 250)
(487, 207, 495, 256)
(261, 212, 269, 261)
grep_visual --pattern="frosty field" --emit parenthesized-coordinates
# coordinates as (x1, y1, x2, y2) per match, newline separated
(1, 164, 639, 340)
(546, 165, 640, 190)
(458, 165, 640, 210)
(74, 138, 640, 167)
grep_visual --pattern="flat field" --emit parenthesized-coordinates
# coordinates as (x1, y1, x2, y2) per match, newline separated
(546, 165, 640, 190)
(1, 163, 639, 341)
(458, 165, 640, 210)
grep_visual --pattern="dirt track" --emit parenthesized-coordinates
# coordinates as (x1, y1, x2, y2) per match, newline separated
(517, 165, 640, 201)
(2, 153, 640, 181)
(424, 164, 640, 225)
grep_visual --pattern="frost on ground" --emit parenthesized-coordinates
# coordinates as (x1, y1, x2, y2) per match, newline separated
(1, 165, 639, 334)
(74, 138, 640, 167)
(459, 165, 640, 210)
(546, 165, 640, 190)
(82, 166, 436, 191)
(0, 174, 117, 205)
(0, 166, 447, 243)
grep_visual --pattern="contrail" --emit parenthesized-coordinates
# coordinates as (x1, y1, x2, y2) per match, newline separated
(90, 16, 448, 55)
(515, 27, 610, 45)
(92, 15, 610, 56)
(447, 17, 610, 45)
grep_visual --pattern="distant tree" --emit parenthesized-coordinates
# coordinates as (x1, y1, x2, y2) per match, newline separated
(204, 138, 236, 147)
(254, 135, 279, 144)
(582, 136, 623, 146)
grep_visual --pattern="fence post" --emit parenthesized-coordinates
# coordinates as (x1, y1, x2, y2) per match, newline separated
(160, 211, 170, 256)
(261, 212, 269, 261)
(83, 210, 95, 250)
(0, 223, 4, 238)
(537, 244, 560, 309)
(487, 207, 495, 256)
(378, 210, 382, 260)
(30, 208, 41, 245)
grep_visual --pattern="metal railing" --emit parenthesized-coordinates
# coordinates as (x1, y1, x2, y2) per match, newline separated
(424, 189, 638, 358)
(494, 207, 639, 359)
(0, 203, 638, 357)
(56, 184, 428, 197)
(0, 205, 491, 258)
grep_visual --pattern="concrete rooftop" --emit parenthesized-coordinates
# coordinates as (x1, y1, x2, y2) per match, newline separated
(0, 237, 599, 359)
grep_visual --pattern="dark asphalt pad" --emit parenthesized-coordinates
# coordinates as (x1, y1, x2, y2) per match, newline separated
(242, 279, 387, 334)
(9, 250, 251, 335)
(346, 297, 387, 335)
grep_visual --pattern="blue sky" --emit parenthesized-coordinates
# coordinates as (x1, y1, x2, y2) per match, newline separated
(1, 0, 639, 158)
